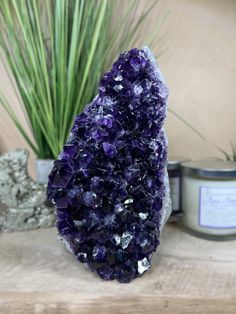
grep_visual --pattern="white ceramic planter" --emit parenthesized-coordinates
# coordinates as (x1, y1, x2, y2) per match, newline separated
(35, 159, 54, 184)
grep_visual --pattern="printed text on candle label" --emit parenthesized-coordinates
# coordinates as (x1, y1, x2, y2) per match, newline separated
(199, 186, 236, 228)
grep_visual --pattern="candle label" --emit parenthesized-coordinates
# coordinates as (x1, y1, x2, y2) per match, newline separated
(199, 186, 236, 228)
(169, 177, 180, 212)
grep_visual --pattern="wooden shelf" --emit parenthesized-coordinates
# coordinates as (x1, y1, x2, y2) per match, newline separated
(0, 223, 235, 314)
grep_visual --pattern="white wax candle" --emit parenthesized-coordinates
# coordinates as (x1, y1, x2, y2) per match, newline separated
(181, 161, 236, 238)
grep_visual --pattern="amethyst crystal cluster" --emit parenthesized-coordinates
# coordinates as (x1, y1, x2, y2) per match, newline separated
(47, 47, 171, 283)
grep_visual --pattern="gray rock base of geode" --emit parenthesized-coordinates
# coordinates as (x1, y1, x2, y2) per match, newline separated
(142, 47, 172, 230)
(0, 149, 55, 232)
(160, 167, 172, 229)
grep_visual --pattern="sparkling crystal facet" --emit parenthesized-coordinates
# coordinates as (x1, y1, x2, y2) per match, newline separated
(47, 47, 171, 283)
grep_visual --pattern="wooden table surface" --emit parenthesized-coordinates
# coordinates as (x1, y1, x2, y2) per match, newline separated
(0, 223, 235, 314)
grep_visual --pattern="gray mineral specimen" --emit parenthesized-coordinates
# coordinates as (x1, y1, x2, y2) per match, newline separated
(0, 149, 55, 232)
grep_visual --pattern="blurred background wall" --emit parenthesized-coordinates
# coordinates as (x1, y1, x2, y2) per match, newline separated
(0, 0, 236, 177)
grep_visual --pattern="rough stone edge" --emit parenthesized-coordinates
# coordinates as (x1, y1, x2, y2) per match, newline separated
(142, 46, 172, 230)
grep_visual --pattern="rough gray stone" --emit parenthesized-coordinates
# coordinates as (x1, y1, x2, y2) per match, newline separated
(0, 149, 55, 232)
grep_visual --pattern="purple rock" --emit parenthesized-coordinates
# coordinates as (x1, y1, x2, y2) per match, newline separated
(47, 47, 171, 283)
(93, 245, 106, 261)
(97, 115, 114, 128)
(82, 191, 97, 207)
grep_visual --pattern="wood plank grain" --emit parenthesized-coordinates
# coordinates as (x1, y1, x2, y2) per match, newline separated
(0, 224, 235, 313)
(0, 293, 236, 314)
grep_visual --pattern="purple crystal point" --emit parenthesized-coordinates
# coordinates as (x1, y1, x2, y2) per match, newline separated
(47, 47, 171, 283)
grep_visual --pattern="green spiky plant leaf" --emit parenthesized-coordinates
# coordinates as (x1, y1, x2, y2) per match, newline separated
(217, 143, 236, 162)
(0, 0, 159, 159)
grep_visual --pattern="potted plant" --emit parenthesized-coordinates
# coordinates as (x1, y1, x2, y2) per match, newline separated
(0, 0, 159, 183)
